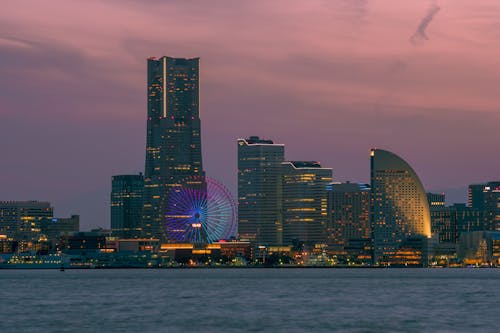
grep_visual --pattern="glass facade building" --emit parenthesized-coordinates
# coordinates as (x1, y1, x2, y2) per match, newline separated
(142, 56, 205, 240)
(237, 136, 284, 246)
(370, 149, 431, 264)
(468, 182, 500, 231)
(430, 204, 482, 244)
(111, 174, 144, 238)
(280, 161, 332, 247)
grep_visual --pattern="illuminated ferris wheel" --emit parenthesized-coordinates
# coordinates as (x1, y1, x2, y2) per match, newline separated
(163, 176, 237, 243)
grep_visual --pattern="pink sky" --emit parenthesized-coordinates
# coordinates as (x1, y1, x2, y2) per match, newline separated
(1, 0, 499, 228)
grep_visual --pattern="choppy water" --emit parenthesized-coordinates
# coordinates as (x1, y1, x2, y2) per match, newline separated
(0, 268, 499, 332)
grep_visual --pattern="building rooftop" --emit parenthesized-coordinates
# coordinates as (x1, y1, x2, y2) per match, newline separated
(245, 136, 274, 144)
(288, 161, 322, 168)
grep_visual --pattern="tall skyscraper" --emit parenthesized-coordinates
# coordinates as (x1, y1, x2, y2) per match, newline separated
(111, 174, 144, 238)
(370, 149, 432, 265)
(327, 182, 371, 255)
(280, 161, 332, 247)
(238, 136, 284, 246)
(142, 57, 205, 240)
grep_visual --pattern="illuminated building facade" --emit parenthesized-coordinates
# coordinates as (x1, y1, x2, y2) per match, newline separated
(238, 136, 284, 246)
(0, 201, 53, 247)
(370, 149, 432, 265)
(280, 161, 332, 247)
(458, 231, 500, 265)
(142, 57, 205, 240)
(327, 182, 371, 258)
(111, 174, 144, 238)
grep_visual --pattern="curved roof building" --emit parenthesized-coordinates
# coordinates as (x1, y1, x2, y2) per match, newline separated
(370, 149, 431, 264)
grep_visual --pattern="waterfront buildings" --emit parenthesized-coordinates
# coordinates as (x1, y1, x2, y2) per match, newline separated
(280, 161, 332, 246)
(327, 182, 371, 261)
(468, 182, 500, 231)
(430, 204, 483, 244)
(111, 174, 144, 238)
(142, 56, 205, 240)
(238, 136, 285, 245)
(370, 149, 432, 265)
(41, 215, 80, 247)
(0, 235, 16, 254)
(458, 231, 500, 265)
(63, 231, 107, 255)
(0, 201, 53, 249)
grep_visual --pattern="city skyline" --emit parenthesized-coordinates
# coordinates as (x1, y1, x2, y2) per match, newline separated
(1, 1, 500, 229)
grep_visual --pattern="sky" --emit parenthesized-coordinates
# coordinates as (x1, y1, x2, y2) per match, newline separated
(1, 0, 499, 230)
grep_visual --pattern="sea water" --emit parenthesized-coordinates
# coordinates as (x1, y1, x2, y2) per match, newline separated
(1, 268, 499, 332)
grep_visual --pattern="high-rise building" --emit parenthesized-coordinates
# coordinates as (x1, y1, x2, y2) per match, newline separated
(111, 174, 144, 238)
(370, 149, 432, 265)
(142, 57, 205, 240)
(280, 161, 332, 247)
(327, 182, 371, 257)
(468, 182, 500, 231)
(0, 201, 53, 247)
(238, 136, 285, 246)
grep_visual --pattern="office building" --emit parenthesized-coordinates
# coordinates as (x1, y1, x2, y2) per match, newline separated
(430, 204, 482, 244)
(237, 136, 285, 246)
(280, 161, 332, 247)
(468, 182, 500, 231)
(41, 215, 80, 246)
(142, 56, 205, 240)
(370, 149, 432, 265)
(427, 192, 445, 209)
(0, 201, 53, 246)
(327, 182, 371, 260)
(111, 174, 144, 238)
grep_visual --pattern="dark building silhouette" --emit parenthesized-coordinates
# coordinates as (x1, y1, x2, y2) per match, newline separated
(62, 232, 107, 255)
(468, 182, 500, 231)
(142, 57, 205, 240)
(41, 215, 80, 247)
(111, 174, 144, 238)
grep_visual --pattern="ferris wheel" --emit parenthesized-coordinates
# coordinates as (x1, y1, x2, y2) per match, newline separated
(163, 176, 237, 243)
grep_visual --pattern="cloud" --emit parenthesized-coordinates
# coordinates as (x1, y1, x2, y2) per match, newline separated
(410, 4, 441, 44)
(1, 0, 500, 229)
